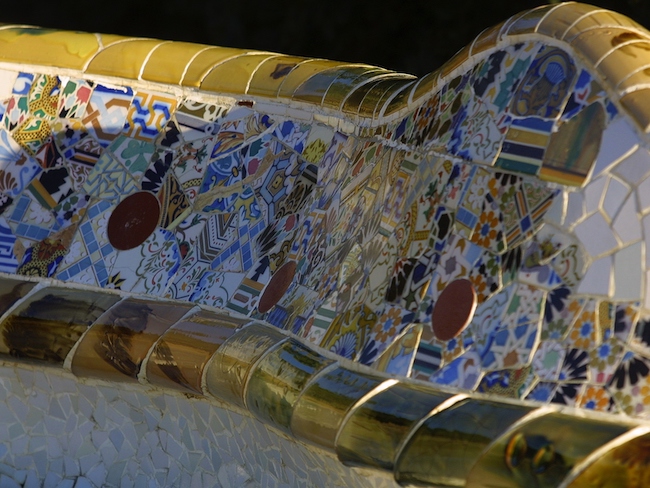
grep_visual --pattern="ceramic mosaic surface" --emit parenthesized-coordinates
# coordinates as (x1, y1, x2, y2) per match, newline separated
(3, 2, 650, 486)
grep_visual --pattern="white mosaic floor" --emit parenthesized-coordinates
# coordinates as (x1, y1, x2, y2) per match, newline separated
(0, 362, 397, 487)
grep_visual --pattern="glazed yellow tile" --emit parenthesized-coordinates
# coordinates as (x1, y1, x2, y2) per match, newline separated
(342, 75, 406, 116)
(276, 59, 348, 99)
(289, 66, 346, 105)
(616, 64, 650, 92)
(246, 55, 307, 97)
(470, 22, 503, 56)
(536, 2, 601, 40)
(410, 70, 439, 104)
(621, 89, 650, 133)
(382, 80, 417, 116)
(0, 27, 101, 70)
(562, 10, 645, 43)
(98, 33, 133, 47)
(373, 78, 416, 118)
(200, 53, 277, 95)
(182, 46, 251, 87)
(599, 42, 650, 93)
(141, 41, 211, 85)
(571, 28, 645, 68)
(321, 67, 387, 109)
(85, 39, 164, 79)
(505, 4, 556, 36)
(440, 44, 471, 79)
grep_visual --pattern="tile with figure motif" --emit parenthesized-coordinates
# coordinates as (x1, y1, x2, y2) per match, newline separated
(480, 321, 539, 371)
(564, 300, 599, 350)
(589, 337, 624, 386)
(141, 148, 174, 193)
(3, 72, 33, 132)
(51, 192, 91, 227)
(83, 152, 138, 202)
(123, 90, 177, 141)
(450, 93, 504, 165)
(518, 240, 562, 290)
(82, 83, 133, 147)
(542, 285, 585, 341)
(240, 133, 273, 180)
(108, 135, 155, 180)
(172, 136, 214, 204)
(495, 117, 552, 176)
(578, 385, 617, 413)
(372, 323, 422, 376)
(469, 249, 501, 303)
(509, 45, 576, 119)
(109, 228, 181, 296)
(165, 246, 210, 301)
(17, 224, 76, 278)
(552, 382, 586, 407)
(157, 174, 191, 230)
(302, 124, 335, 164)
(361, 303, 415, 366)
(225, 256, 272, 315)
(614, 304, 640, 343)
(608, 350, 650, 417)
(551, 244, 586, 291)
(201, 151, 243, 192)
(33, 136, 65, 169)
(477, 366, 535, 399)
(211, 117, 248, 159)
(155, 119, 181, 149)
(428, 235, 482, 302)
(196, 212, 240, 270)
(27, 74, 60, 120)
(532, 340, 565, 381)
(254, 147, 301, 220)
(0, 129, 41, 197)
(55, 199, 116, 287)
(12, 116, 52, 156)
(500, 283, 545, 329)
(26, 166, 74, 210)
(430, 349, 482, 390)
(319, 304, 377, 360)
(274, 119, 310, 153)
(58, 78, 93, 119)
(316, 131, 348, 186)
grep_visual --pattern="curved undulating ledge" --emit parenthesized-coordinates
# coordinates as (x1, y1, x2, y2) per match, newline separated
(1, 2, 650, 486)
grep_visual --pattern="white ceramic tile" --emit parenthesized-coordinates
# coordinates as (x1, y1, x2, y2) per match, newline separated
(614, 242, 643, 301)
(574, 212, 619, 257)
(602, 177, 629, 220)
(591, 117, 639, 178)
(613, 195, 642, 245)
(613, 146, 650, 184)
(543, 191, 566, 226)
(565, 191, 586, 228)
(0, 70, 17, 100)
(577, 255, 612, 296)
(584, 176, 608, 215)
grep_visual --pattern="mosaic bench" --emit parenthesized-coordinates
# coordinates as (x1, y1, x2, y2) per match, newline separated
(1, 2, 650, 486)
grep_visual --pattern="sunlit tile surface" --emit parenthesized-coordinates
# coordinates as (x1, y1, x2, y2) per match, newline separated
(2, 3, 650, 486)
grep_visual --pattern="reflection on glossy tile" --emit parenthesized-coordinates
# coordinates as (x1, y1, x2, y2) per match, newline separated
(395, 399, 533, 486)
(336, 382, 451, 470)
(71, 298, 192, 382)
(291, 367, 386, 450)
(0, 287, 119, 363)
(204, 322, 286, 408)
(466, 413, 630, 488)
(145, 309, 247, 394)
(245, 338, 334, 432)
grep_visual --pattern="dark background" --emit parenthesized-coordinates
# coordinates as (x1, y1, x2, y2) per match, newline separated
(4, 1, 650, 76)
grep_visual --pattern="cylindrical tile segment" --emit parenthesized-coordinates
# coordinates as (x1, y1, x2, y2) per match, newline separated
(290, 366, 387, 450)
(335, 381, 452, 471)
(203, 322, 287, 408)
(394, 399, 534, 486)
(466, 412, 631, 488)
(245, 338, 335, 432)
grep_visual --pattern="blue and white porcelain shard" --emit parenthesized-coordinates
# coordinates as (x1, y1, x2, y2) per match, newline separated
(1, 3, 650, 487)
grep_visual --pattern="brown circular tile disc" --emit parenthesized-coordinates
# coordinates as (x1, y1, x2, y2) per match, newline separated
(107, 191, 160, 251)
(258, 261, 297, 313)
(432, 278, 477, 341)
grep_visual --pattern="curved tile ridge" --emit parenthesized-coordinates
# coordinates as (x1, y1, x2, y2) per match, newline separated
(2, 3, 650, 130)
(0, 273, 644, 487)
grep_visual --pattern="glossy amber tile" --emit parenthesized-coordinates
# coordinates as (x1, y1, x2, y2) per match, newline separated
(374, 79, 416, 118)
(277, 59, 348, 99)
(470, 21, 504, 56)
(335, 382, 451, 470)
(292, 67, 350, 105)
(465, 412, 630, 488)
(563, 10, 645, 43)
(358, 78, 412, 117)
(395, 399, 533, 486)
(321, 67, 387, 110)
(182, 46, 250, 87)
(145, 309, 247, 395)
(505, 5, 557, 36)
(621, 89, 650, 133)
(0, 277, 35, 316)
(245, 338, 334, 432)
(567, 430, 650, 487)
(440, 44, 471, 79)
(410, 70, 439, 104)
(71, 298, 192, 382)
(204, 322, 286, 408)
(536, 3, 601, 40)
(200, 53, 277, 95)
(85, 39, 164, 79)
(141, 41, 210, 85)
(616, 64, 650, 92)
(382, 80, 417, 117)
(0, 27, 102, 70)
(0, 287, 119, 364)
(599, 43, 650, 91)
(571, 28, 644, 68)
(290, 367, 385, 450)
(342, 76, 406, 116)
(246, 55, 307, 97)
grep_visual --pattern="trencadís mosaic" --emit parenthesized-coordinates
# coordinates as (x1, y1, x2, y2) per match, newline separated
(2, 3, 650, 486)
